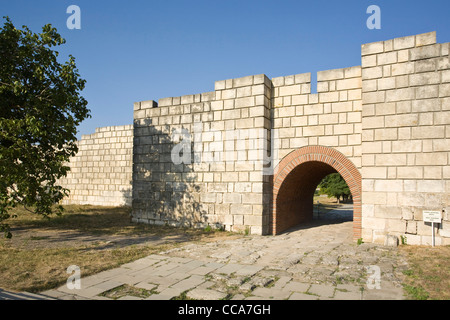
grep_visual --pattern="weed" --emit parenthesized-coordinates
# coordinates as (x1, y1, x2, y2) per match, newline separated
(403, 285, 429, 300)
(171, 290, 196, 300)
(400, 235, 407, 245)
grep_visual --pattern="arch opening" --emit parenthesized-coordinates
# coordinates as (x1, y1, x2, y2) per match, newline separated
(272, 146, 361, 239)
(314, 173, 353, 221)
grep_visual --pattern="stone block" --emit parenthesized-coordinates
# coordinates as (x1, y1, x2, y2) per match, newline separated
(374, 128, 398, 141)
(181, 95, 194, 104)
(333, 123, 354, 135)
(362, 91, 385, 104)
(417, 180, 445, 193)
(377, 52, 397, 65)
(391, 62, 415, 76)
(344, 66, 362, 78)
(362, 41, 384, 56)
(230, 204, 252, 215)
(336, 77, 362, 90)
(279, 85, 301, 97)
(318, 135, 339, 146)
(234, 97, 255, 108)
(393, 35, 415, 50)
(319, 113, 339, 125)
(440, 83, 450, 97)
(302, 125, 324, 137)
(377, 77, 396, 90)
(374, 180, 402, 192)
(215, 80, 226, 91)
(416, 85, 439, 99)
(384, 114, 418, 127)
(385, 88, 415, 102)
(412, 126, 445, 139)
(374, 206, 402, 219)
(242, 193, 262, 204)
(158, 97, 173, 107)
(272, 76, 285, 87)
(141, 100, 158, 109)
(319, 91, 339, 103)
(416, 32, 436, 47)
(375, 153, 406, 166)
(200, 193, 216, 203)
(362, 191, 387, 204)
(412, 98, 440, 112)
(317, 81, 329, 92)
(410, 44, 441, 61)
(415, 152, 447, 166)
(362, 55, 377, 68)
(362, 66, 383, 80)
(237, 86, 252, 98)
(415, 59, 437, 73)
(233, 75, 254, 88)
(384, 234, 399, 247)
(317, 68, 344, 81)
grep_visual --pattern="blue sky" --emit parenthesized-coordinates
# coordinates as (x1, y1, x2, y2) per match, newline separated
(2, 0, 450, 138)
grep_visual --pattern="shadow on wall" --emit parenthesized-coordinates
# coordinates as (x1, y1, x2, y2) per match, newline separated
(132, 120, 210, 229)
(121, 186, 132, 207)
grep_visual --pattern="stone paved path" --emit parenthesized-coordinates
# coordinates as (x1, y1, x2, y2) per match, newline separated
(2, 207, 409, 300)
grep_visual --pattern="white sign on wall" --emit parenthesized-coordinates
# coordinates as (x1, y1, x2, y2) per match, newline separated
(423, 211, 442, 223)
(423, 210, 442, 247)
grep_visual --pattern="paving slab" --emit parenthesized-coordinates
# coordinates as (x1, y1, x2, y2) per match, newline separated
(283, 281, 310, 293)
(91, 279, 124, 291)
(272, 276, 292, 289)
(186, 288, 228, 300)
(134, 281, 158, 291)
(289, 292, 319, 300)
(188, 265, 219, 276)
(307, 284, 336, 298)
(170, 275, 205, 292)
(334, 289, 363, 300)
(149, 288, 185, 300)
(234, 265, 264, 276)
(251, 287, 291, 300)
(214, 263, 245, 275)
(118, 295, 142, 300)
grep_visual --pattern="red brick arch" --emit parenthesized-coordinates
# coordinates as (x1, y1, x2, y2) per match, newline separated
(272, 146, 362, 239)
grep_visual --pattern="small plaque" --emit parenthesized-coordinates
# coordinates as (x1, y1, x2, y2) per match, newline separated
(423, 210, 442, 223)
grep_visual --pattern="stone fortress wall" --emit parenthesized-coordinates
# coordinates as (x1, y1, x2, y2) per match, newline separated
(59, 32, 450, 245)
(360, 32, 450, 245)
(58, 125, 133, 206)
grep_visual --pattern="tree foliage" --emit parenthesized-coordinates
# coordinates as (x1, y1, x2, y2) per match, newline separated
(318, 173, 351, 203)
(0, 17, 90, 237)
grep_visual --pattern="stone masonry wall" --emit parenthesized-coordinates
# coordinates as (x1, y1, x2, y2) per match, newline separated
(58, 125, 133, 206)
(271, 66, 362, 170)
(132, 75, 272, 234)
(57, 31, 449, 245)
(361, 32, 450, 245)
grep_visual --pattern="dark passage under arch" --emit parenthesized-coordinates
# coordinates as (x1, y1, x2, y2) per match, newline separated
(272, 146, 361, 238)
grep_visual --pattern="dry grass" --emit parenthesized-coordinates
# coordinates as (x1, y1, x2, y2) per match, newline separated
(0, 205, 239, 293)
(399, 245, 450, 300)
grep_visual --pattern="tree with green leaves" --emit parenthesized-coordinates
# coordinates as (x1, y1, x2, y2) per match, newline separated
(318, 173, 351, 203)
(0, 17, 90, 238)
